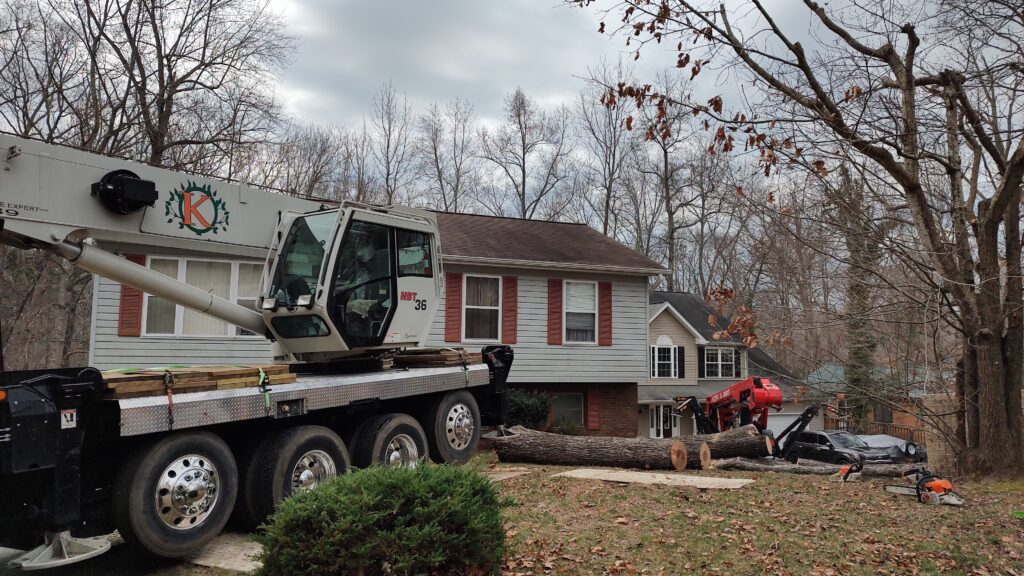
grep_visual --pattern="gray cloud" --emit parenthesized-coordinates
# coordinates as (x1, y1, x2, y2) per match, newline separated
(278, 0, 670, 125)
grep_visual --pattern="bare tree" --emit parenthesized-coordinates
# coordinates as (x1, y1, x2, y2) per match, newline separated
(418, 99, 477, 212)
(580, 0, 1024, 475)
(344, 121, 376, 203)
(371, 81, 414, 204)
(479, 88, 575, 219)
(577, 61, 638, 235)
(89, 0, 290, 166)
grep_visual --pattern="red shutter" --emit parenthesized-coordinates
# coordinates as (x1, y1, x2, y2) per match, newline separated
(547, 279, 562, 345)
(117, 253, 147, 337)
(445, 272, 463, 342)
(586, 391, 601, 431)
(501, 276, 518, 344)
(598, 281, 613, 346)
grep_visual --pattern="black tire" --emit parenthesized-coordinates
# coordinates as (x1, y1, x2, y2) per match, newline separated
(113, 431, 237, 558)
(835, 456, 852, 465)
(234, 425, 349, 531)
(351, 413, 429, 468)
(421, 391, 481, 464)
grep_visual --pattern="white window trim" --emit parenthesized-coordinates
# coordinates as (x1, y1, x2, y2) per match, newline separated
(140, 256, 263, 339)
(650, 344, 678, 379)
(562, 279, 598, 345)
(461, 273, 502, 343)
(703, 346, 741, 379)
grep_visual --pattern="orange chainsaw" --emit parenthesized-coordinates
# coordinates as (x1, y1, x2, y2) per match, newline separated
(884, 468, 965, 506)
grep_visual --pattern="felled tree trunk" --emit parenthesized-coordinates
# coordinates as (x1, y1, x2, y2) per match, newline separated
(711, 457, 913, 477)
(491, 425, 772, 470)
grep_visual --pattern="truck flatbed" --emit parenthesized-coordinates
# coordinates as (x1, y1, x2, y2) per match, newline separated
(115, 363, 491, 436)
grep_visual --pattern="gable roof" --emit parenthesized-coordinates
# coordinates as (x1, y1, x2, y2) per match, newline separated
(649, 291, 730, 342)
(435, 212, 665, 275)
(648, 302, 709, 344)
(649, 291, 804, 391)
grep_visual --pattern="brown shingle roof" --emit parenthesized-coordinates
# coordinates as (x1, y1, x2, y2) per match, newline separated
(435, 212, 665, 274)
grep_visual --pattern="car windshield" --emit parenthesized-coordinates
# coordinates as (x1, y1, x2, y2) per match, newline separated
(831, 433, 869, 449)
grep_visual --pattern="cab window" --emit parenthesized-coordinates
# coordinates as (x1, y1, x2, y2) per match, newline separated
(330, 220, 394, 346)
(396, 229, 432, 277)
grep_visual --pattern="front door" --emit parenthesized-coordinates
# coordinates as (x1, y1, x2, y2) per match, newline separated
(649, 404, 680, 439)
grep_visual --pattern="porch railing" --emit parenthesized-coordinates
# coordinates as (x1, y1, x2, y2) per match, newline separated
(823, 416, 927, 446)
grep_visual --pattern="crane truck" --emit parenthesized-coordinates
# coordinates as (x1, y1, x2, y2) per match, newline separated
(0, 134, 514, 569)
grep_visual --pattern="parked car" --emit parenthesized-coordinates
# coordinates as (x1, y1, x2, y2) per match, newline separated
(857, 434, 927, 463)
(783, 430, 895, 465)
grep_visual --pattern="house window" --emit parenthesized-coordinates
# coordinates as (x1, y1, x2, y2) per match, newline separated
(704, 347, 736, 378)
(551, 393, 584, 427)
(143, 257, 261, 337)
(463, 275, 500, 341)
(564, 281, 597, 343)
(650, 342, 678, 378)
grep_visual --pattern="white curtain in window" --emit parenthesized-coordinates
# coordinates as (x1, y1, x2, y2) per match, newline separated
(465, 276, 499, 340)
(236, 263, 262, 335)
(183, 261, 231, 335)
(565, 282, 596, 342)
(145, 259, 178, 334)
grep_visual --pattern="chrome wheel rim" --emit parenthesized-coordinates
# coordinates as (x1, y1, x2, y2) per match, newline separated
(156, 454, 220, 531)
(385, 434, 420, 468)
(445, 404, 474, 451)
(291, 450, 337, 492)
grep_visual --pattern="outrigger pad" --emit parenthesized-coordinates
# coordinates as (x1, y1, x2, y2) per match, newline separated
(7, 531, 111, 571)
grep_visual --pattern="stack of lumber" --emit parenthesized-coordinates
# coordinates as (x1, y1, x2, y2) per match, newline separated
(101, 365, 296, 399)
(394, 348, 482, 368)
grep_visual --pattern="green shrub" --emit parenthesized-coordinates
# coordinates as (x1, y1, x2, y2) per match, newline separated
(256, 464, 509, 576)
(549, 415, 584, 436)
(506, 388, 551, 430)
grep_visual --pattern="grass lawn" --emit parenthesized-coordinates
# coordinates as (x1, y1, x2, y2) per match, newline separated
(473, 453, 1024, 576)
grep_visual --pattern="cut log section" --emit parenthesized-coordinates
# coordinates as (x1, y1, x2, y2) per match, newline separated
(491, 425, 772, 470)
(711, 457, 914, 477)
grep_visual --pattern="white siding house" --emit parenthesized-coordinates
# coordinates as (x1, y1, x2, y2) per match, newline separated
(89, 211, 664, 436)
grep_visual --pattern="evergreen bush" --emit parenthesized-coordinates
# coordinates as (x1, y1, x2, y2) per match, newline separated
(256, 464, 508, 576)
(506, 388, 551, 430)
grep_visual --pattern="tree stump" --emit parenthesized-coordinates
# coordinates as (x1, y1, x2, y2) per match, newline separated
(491, 425, 772, 470)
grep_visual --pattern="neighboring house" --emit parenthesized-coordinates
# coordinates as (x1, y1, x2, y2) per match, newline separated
(807, 362, 934, 443)
(89, 211, 664, 437)
(639, 291, 822, 438)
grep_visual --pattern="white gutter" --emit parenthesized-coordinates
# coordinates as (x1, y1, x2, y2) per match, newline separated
(440, 254, 666, 276)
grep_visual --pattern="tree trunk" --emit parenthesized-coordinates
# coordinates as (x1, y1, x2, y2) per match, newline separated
(711, 457, 912, 478)
(491, 425, 771, 470)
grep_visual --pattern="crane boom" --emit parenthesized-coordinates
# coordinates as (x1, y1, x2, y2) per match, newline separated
(0, 134, 444, 361)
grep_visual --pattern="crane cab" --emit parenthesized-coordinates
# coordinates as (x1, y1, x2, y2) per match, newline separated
(259, 203, 442, 362)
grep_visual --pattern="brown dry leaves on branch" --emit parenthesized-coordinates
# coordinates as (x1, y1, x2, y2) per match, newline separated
(706, 287, 759, 348)
(578, 0, 817, 181)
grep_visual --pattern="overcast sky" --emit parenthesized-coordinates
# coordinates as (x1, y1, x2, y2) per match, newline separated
(276, 0, 674, 126)
(274, 0, 811, 127)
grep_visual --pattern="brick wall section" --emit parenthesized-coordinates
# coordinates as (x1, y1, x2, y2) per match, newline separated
(922, 395, 959, 475)
(516, 382, 638, 437)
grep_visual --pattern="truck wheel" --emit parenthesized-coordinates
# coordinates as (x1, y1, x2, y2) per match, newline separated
(235, 426, 349, 530)
(113, 431, 237, 558)
(422, 391, 481, 464)
(352, 413, 428, 468)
